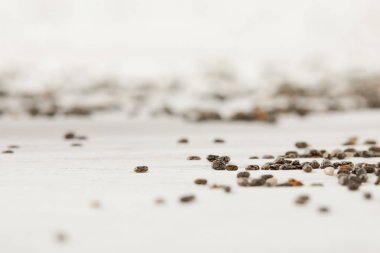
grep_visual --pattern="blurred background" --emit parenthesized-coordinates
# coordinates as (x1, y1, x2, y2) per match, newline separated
(0, 0, 380, 121)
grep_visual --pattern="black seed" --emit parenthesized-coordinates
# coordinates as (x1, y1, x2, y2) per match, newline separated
(194, 179, 207, 185)
(2, 150, 13, 154)
(262, 155, 274, 159)
(206, 154, 219, 162)
(245, 165, 260, 170)
(180, 195, 195, 203)
(295, 142, 309, 149)
(237, 171, 250, 178)
(249, 156, 259, 159)
(310, 160, 320, 169)
(134, 166, 149, 173)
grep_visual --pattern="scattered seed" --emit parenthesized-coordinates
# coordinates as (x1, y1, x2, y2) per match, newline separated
(64, 132, 75, 140)
(262, 154, 274, 159)
(295, 142, 309, 149)
(180, 195, 195, 203)
(8, 145, 19, 149)
(226, 164, 238, 171)
(178, 138, 188, 144)
(2, 150, 13, 154)
(237, 178, 250, 187)
(134, 166, 149, 173)
(364, 140, 377, 145)
(245, 164, 260, 170)
(90, 200, 101, 209)
(348, 181, 360, 191)
(223, 186, 232, 193)
(324, 167, 334, 176)
(55, 232, 67, 243)
(265, 177, 278, 186)
(76, 136, 88, 141)
(212, 160, 226, 170)
(295, 195, 310, 205)
(206, 154, 219, 162)
(310, 183, 324, 187)
(71, 143, 82, 147)
(318, 206, 330, 213)
(187, 156, 201, 160)
(303, 164, 313, 173)
(218, 156, 231, 163)
(288, 178, 304, 186)
(194, 178, 207, 185)
(155, 198, 165, 205)
(310, 160, 320, 169)
(249, 156, 259, 159)
(237, 171, 250, 178)
(343, 137, 357, 145)
(364, 192, 372, 200)
(338, 175, 349, 185)
(214, 138, 225, 143)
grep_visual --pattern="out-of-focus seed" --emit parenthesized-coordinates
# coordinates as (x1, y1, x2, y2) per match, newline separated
(214, 138, 225, 143)
(90, 200, 101, 209)
(64, 132, 75, 140)
(324, 167, 334, 176)
(262, 155, 274, 159)
(318, 206, 330, 213)
(303, 164, 313, 173)
(295, 142, 309, 149)
(187, 156, 201, 160)
(364, 192, 372, 200)
(237, 171, 250, 178)
(265, 177, 278, 186)
(295, 194, 310, 205)
(178, 138, 188, 144)
(237, 178, 249, 187)
(155, 198, 165, 205)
